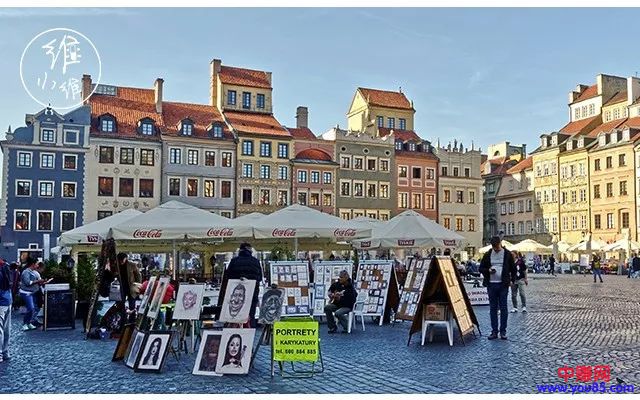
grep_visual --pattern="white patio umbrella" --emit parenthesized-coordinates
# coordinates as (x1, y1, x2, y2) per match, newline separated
(58, 208, 142, 247)
(478, 240, 515, 254)
(511, 239, 551, 254)
(549, 241, 571, 254)
(566, 239, 607, 253)
(351, 216, 385, 230)
(233, 212, 266, 224)
(350, 210, 464, 250)
(602, 238, 640, 252)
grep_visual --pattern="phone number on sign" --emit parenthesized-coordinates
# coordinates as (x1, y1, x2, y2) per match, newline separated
(537, 382, 635, 394)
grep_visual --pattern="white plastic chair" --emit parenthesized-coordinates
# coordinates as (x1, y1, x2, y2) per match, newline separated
(421, 306, 453, 346)
(347, 291, 367, 333)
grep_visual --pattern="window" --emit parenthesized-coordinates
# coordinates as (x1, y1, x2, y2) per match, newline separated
(204, 180, 215, 197)
(398, 192, 408, 208)
(412, 167, 422, 179)
(456, 218, 463, 232)
(257, 94, 265, 109)
(619, 154, 626, 167)
(426, 168, 435, 180)
(97, 211, 113, 220)
(62, 182, 76, 198)
(341, 181, 351, 196)
(508, 201, 515, 214)
(139, 149, 154, 166)
(443, 217, 451, 229)
(120, 147, 134, 164)
(571, 216, 577, 230)
(298, 192, 307, 205)
(594, 185, 600, 199)
(367, 183, 376, 198)
(380, 160, 389, 172)
(119, 178, 133, 197)
(141, 122, 154, 135)
(278, 190, 288, 206)
(16, 180, 31, 197)
(580, 189, 587, 202)
(412, 193, 422, 209)
(37, 181, 53, 197)
(187, 149, 199, 165)
(259, 189, 271, 205)
(310, 171, 320, 184)
(204, 151, 216, 166)
(221, 211, 233, 218)
(242, 164, 253, 178)
(620, 181, 628, 196)
(409, 143, 416, 152)
(395, 141, 403, 151)
(551, 189, 557, 202)
(37, 211, 52, 231)
(379, 183, 389, 198)
(518, 200, 524, 213)
(398, 166, 408, 178)
(211, 125, 223, 138)
(488, 183, 495, 193)
(464, 168, 470, 178)
(60, 154, 77, 170)
(139, 179, 153, 198)
(17, 152, 32, 167)
(354, 182, 364, 197)
(341, 212, 351, 220)
(98, 177, 113, 196)
(353, 157, 363, 170)
(101, 118, 114, 132)
(367, 159, 377, 171)
(571, 191, 577, 203)
(40, 153, 54, 169)
(60, 212, 76, 231)
(426, 194, 435, 209)
(456, 190, 464, 203)
(242, 140, 254, 156)
(298, 170, 307, 183)
(468, 218, 475, 232)
(260, 165, 271, 179)
(242, 92, 251, 109)
(614, 108, 621, 120)
(444, 190, 451, 202)
(277, 143, 289, 159)
(501, 203, 507, 215)
(594, 214, 601, 229)
(574, 108, 580, 120)
(15, 210, 30, 231)
(260, 142, 271, 157)
(227, 90, 237, 105)
(309, 193, 320, 206)
(377, 116, 384, 128)
(323, 193, 332, 206)
(323, 172, 332, 184)
(399, 118, 406, 130)
(222, 152, 232, 167)
(169, 178, 181, 196)
(64, 130, 78, 145)
(622, 212, 630, 229)
(341, 156, 351, 169)
(607, 213, 614, 229)
(594, 159, 600, 171)
(221, 181, 232, 198)
(387, 117, 395, 128)
(526, 199, 532, 212)
(169, 148, 182, 164)
(41, 128, 55, 143)
(606, 156, 612, 169)
(187, 179, 198, 197)
(469, 191, 476, 204)
(278, 166, 288, 180)
(606, 183, 613, 197)
(589, 104, 595, 115)
(182, 123, 193, 136)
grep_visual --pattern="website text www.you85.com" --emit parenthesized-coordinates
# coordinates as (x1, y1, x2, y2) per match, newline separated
(537, 365, 634, 394)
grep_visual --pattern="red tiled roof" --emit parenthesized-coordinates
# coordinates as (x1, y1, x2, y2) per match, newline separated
(395, 150, 439, 161)
(572, 84, 597, 104)
(287, 126, 316, 140)
(482, 157, 518, 176)
(295, 148, 332, 162)
(506, 156, 533, 174)
(218, 66, 271, 89)
(603, 91, 627, 106)
(358, 88, 412, 110)
(559, 115, 600, 135)
(622, 116, 640, 129)
(224, 111, 290, 137)
(162, 101, 232, 139)
(378, 127, 421, 142)
(585, 118, 626, 138)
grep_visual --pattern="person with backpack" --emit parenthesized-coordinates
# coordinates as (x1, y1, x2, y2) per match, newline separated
(0, 259, 12, 362)
(592, 254, 604, 283)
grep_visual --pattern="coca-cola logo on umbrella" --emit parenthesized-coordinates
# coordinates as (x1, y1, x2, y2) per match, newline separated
(333, 228, 356, 237)
(397, 239, 415, 246)
(207, 227, 234, 237)
(132, 229, 162, 238)
(272, 228, 296, 237)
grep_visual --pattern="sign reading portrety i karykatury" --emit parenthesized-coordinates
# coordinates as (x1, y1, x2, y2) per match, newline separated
(273, 319, 319, 362)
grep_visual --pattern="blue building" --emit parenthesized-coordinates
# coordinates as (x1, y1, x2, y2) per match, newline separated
(0, 106, 90, 262)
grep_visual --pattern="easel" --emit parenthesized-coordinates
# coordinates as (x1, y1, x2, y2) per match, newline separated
(250, 324, 275, 376)
(85, 239, 118, 337)
(175, 319, 197, 354)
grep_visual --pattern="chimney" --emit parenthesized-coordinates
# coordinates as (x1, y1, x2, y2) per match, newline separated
(265, 71, 272, 87)
(296, 106, 308, 129)
(628, 76, 640, 105)
(521, 143, 527, 157)
(210, 59, 222, 106)
(81, 74, 92, 104)
(569, 84, 588, 103)
(154, 78, 164, 114)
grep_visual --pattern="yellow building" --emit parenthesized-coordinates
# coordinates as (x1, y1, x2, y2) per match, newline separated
(557, 138, 592, 245)
(531, 133, 564, 244)
(347, 87, 415, 135)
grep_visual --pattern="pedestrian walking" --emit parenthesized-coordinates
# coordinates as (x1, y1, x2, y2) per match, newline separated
(479, 236, 517, 340)
(548, 254, 556, 276)
(592, 254, 604, 283)
(632, 253, 640, 278)
(0, 258, 12, 362)
(19, 257, 46, 331)
(221, 242, 263, 327)
(9, 263, 20, 311)
(510, 252, 528, 313)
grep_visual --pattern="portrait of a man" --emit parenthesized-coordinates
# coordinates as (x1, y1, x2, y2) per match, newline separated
(218, 279, 256, 323)
(258, 288, 284, 325)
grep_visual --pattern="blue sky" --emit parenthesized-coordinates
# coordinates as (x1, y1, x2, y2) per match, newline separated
(0, 8, 637, 153)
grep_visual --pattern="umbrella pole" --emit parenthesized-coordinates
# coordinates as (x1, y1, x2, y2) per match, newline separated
(172, 240, 177, 280)
(294, 237, 299, 260)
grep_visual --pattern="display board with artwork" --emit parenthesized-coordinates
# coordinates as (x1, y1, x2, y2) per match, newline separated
(134, 331, 172, 373)
(438, 257, 475, 336)
(219, 279, 257, 324)
(215, 328, 256, 374)
(311, 261, 354, 315)
(173, 283, 206, 321)
(44, 287, 75, 330)
(269, 261, 311, 316)
(397, 258, 430, 321)
(354, 260, 398, 325)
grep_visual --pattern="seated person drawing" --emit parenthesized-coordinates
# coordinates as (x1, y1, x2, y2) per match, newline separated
(323, 270, 357, 333)
(218, 334, 245, 372)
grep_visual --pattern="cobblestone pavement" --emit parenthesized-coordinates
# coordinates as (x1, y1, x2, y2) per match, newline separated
(1, 274, 639, 393)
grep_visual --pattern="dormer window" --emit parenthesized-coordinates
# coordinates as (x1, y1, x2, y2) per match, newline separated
(180, 119, 194, 136)
(599, 134, 606, 146)
(138, 118, 155, 136)
(409, 142, 416, 152)
(99, 115, 116, 133)
(577, 138, 584, 148)
(566, 141, 572, 151)
(540, 137, 547, 148)
(623, 129, 630, 141)
(395, 141, 403, 151)
(210, 124, 223, 138)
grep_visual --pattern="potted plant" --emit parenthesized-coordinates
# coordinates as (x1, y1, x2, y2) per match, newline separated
(75, 256, 96, 320)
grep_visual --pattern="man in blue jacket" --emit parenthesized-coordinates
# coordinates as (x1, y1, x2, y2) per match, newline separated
(479, 236, 516, 340)
(0, 259, 12, 362)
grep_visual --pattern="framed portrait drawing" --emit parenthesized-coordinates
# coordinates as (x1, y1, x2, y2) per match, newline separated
(112, 323, 135, 362)
(147, 276, 171, 320)
(257, 288, 284, 325)
(215, 328, 255, 375)
(138, 276, 157, 315)
(192, 330, 224, 376)
(218, 279, 256, 324)
(124, 329, 146, 369)
(134, 330, 172, 373)
(173, 283, 205, 321)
